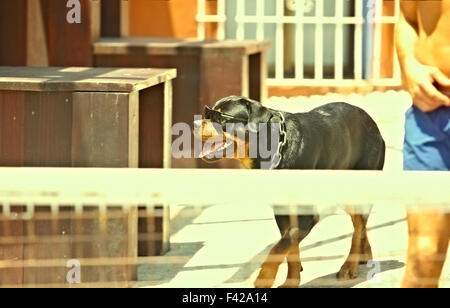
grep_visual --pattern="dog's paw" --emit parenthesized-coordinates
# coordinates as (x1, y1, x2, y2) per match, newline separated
(278, 279, 300, 288)
(254, 267, 278, 288)
(336, 262, 359, 280)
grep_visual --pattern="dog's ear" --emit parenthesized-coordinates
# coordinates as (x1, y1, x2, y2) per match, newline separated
(245, 99, 272, 133)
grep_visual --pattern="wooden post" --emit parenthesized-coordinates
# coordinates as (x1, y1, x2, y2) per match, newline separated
(0, 0, 100, 66)
(101, 0, 129, 37)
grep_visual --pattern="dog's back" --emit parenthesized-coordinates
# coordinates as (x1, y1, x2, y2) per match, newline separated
(280, 102, 385, 171)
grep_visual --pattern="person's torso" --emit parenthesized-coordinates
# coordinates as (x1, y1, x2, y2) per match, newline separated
(415, 0, 450, 77)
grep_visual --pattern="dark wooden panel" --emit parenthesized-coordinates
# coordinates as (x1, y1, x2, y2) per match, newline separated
(44, 0, 100, 66)
(249, 53, 262, 102)
(139, 84, 164, 168)
(0, 0, 27, 65)
(71, 92, 131, 167)
(24, 92, 73, 167)
(0, 91, 25, 166)
(101, 0, 121, 37)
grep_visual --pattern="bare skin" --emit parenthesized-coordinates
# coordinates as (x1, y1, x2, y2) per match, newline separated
(396, 0, 450, 288)
(396, 0, 450, 111)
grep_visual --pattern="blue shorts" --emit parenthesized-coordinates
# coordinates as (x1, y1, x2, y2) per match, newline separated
(403, 106, 450, 170)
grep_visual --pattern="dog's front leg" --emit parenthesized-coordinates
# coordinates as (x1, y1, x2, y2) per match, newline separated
(278, 245, 302, 288)
(254, 230, 292, 288)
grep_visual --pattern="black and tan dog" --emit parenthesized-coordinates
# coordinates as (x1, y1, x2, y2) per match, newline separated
(193, 96, 386, 288)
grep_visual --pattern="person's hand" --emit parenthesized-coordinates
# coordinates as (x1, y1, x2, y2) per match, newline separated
(402, 58, 450, 112)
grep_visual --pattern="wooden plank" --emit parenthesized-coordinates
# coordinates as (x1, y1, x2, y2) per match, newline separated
(163, 81, 173, 169)
(23, 92, 73, 167)
(101, 0, 129, 37)
(45, 0, 100, 66)
(26, 0, 49, 66)
(71, 92, 133, 168)
(0, 91, 25, 166)
(0, 67, 177, 93)
(0, 0, 27, 65)
(128, 91, 139, 168)
(93, 38, 271, 56)
(249, 52, 268, 102)
(138, 84, 164, 169)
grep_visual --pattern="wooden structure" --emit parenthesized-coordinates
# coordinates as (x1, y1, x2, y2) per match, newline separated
(0, 66, 175, 169)
(0, 67, 174, 287)
(0, 0, 100, 67)
(94, 38, 270, 168)
(128, 0, 218, 39)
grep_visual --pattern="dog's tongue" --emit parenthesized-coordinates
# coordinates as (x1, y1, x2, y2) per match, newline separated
(199, 141, 225, 158)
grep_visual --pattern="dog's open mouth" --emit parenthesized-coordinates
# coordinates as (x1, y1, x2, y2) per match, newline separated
(199, 138, 234, 159)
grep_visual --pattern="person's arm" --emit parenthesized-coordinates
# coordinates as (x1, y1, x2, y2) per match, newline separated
(395, 1, 450, 111)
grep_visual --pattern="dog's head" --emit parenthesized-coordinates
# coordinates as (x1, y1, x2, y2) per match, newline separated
(193, 96, 273, 167)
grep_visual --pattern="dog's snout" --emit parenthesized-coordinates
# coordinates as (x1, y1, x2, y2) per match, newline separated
(193, 120, 203, 130)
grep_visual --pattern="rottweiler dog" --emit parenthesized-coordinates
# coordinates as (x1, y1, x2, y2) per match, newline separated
(193, 96, 386, 288)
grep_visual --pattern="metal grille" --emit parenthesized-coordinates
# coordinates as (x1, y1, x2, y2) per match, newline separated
(196, 0, 402, 86)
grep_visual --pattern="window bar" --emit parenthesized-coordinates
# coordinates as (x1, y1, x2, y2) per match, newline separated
(392, 0, 401, 81)
(256, 0, 265, 40)
(335, 0, 344, 80)
(197, 0, 206, 40)
(217, 0, 226, 40)
(275, 0, 285, 80)
(354, 0, 363, 80)
(314, 0, 324, 80)
(236, 0, 245, 40)
(372, 0, 383, 81)
(295, 0, 305, 80)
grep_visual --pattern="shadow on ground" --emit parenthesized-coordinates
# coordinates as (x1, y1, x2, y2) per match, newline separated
(138, 206, 207, 285)
(138, 241, 205, 285)
(300, 260, 405, 288)
(225, 217, 406, 285)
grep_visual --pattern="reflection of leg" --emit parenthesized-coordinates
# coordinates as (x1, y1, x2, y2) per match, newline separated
(359, 220, 373, 264)
(278, 245, 302, 288)
(337, 214, 370, 280)
(402, 212, 450, 288)
(254, 231, 291, 288)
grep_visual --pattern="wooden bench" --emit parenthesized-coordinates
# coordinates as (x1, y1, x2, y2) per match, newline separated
(94, 38, 270, 168)
(0, 67, 175, 287)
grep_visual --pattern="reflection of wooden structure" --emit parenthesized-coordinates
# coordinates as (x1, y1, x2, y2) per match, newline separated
(0, 205, 139, 287)
(94, 38, 270, 168)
